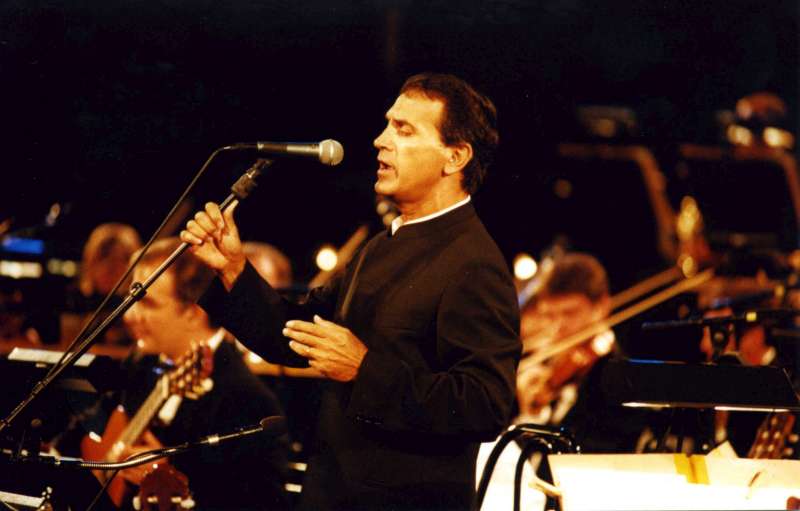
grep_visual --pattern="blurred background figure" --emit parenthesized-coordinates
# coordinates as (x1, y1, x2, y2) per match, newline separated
(516, 253, 613, 426)
(516, 252, 653, 453)
(80, 237, 289, 509)
(243, 240, 293, 289)
(78, 223, 142, 300)
(61, 223, 142, 348)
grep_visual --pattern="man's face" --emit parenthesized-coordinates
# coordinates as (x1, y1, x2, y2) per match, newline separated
(373, 93, 451, 205)
(123, 264, 197, 360)
(521, 293, 605, 344)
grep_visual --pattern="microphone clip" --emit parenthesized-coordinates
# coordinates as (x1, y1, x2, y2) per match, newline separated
(232, 159, 273, 200)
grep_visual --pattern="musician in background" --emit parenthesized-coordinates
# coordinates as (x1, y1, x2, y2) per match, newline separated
(61, 223, 142, 348)
(109, 237, 288, 508)
(516, 252, 649, 452)
(243, 241, 293, 290)
(516, 252, 613, 425)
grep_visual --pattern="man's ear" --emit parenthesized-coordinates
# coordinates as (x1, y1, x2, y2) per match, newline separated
(444, 142, 473, 176)
(184, 303, 209, 325)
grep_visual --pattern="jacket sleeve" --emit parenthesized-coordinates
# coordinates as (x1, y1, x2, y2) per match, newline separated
(199, 261, 341, 367)
(345, 261, 521, 440)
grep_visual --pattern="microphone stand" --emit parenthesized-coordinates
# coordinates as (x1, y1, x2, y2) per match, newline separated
(0, 157, 272, 436)
(642, 308, 800, 361)
(5, 416, 285, 471)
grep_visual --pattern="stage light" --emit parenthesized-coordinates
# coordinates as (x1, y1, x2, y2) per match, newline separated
(513, 253, 538, 280)
(726, 124, 753, 146)
(763, 126, 794, 149)
(46, 258, 78, 277)
(0, 260, 43, 279)
(315, 246, 338, 271)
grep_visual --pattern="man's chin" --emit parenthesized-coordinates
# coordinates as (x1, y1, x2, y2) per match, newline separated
(374, 180, 392, 196)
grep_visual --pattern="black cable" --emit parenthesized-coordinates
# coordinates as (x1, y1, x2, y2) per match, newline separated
(514, 439, 550, 511)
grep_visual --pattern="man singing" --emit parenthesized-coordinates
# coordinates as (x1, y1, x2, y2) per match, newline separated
(181, 73, 521, 510)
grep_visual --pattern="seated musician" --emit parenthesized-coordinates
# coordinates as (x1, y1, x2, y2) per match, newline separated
(86, 237, 289, 509)
(516, 252, 648, 452)
(516, 252, 613, 425)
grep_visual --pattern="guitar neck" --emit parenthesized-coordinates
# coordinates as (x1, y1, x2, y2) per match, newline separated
(109, 375, 170, 459)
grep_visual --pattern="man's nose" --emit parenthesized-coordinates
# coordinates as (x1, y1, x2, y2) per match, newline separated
(374, 126, 390, 149)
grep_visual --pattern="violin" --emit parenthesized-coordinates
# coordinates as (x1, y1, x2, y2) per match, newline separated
(518, 331, 613, 422)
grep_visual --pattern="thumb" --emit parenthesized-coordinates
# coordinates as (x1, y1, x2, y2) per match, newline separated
(222, 200, 240, 235)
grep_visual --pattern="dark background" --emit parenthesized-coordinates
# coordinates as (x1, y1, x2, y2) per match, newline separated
(1, 0, 798, 290)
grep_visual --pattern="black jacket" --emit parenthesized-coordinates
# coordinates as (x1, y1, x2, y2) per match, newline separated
(201, 202, 521, 510)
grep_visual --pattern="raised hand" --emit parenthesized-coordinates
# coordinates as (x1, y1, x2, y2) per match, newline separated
(284, 315, 368, 382)
(180, 201, 246, 290)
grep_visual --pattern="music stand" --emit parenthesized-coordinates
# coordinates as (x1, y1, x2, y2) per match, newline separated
(602, 358, 800, 412)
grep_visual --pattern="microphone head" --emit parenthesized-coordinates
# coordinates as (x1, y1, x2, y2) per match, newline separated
(319, 139, 344, 166)
(259, 416, 288, 437)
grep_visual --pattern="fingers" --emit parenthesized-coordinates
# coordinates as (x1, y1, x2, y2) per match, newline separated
(180, 201, 238, 247)
(204, 202, 225, 231)
(185, 219, 211, 242)
(284, 325, 323, 347)
(288, 340, 308, 356)
(285, 319, 328, 337)
(194, 210, 218, 238)
(312, 314, 343, 329)
(180, 229, 204, 246)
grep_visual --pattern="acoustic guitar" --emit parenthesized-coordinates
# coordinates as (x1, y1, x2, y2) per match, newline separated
(81, 343, 213, 507)
(747, 411, 797, 459)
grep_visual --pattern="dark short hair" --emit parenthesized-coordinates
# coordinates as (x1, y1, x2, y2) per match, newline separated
(542, 253, 609, 304)
(135, 237, 214, 305)
(400, 73, 499, 194)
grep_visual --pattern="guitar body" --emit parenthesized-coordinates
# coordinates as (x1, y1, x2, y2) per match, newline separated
(136, 465, 193, 511)
(80, 405, 133, 507)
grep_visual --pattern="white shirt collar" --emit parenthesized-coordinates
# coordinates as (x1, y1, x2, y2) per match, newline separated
(206, 328, 226, 351)
(391, 196, 471, 235)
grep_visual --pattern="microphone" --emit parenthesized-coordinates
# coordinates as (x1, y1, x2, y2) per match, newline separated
(236, 139, 344, 166)
(196, 416, 288, 447)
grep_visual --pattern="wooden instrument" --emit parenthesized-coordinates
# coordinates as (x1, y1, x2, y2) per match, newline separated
(134, 464, 194, 511)
(748, 412, 798, 459)
(81, 343, 213, 507)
